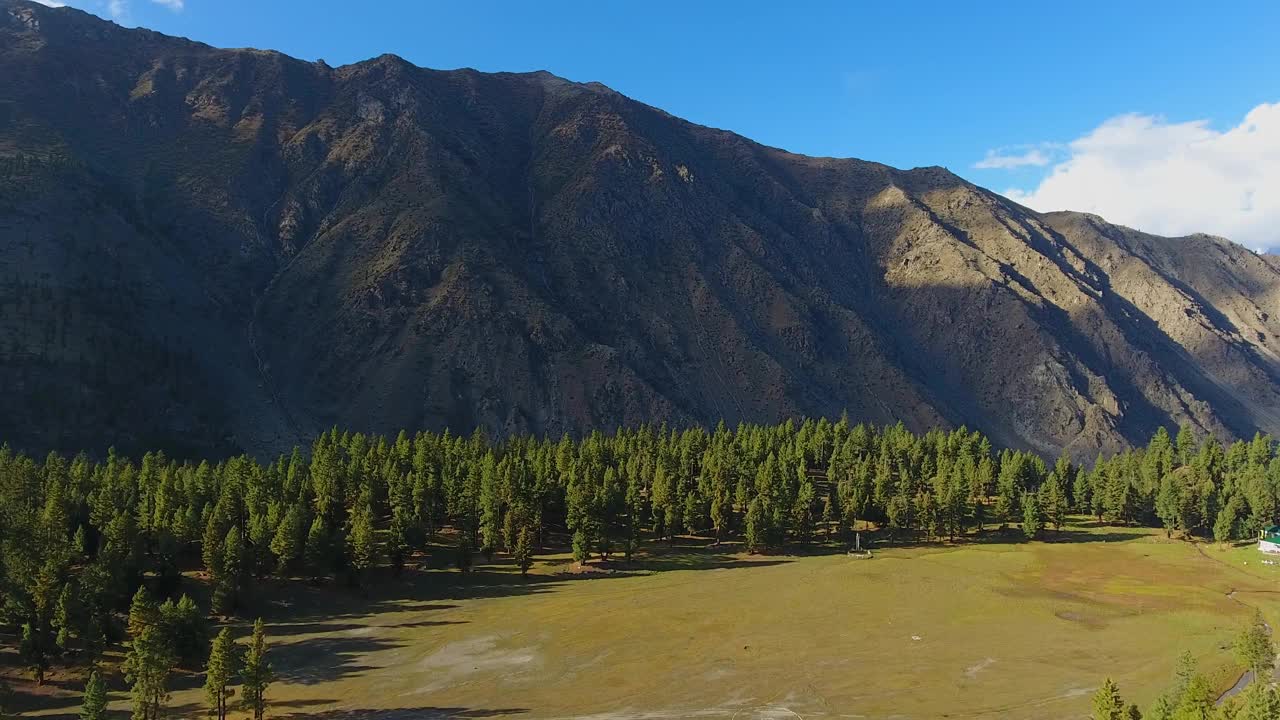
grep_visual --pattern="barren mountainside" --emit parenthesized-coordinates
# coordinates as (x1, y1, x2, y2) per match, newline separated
(3, 0, 1280, 459)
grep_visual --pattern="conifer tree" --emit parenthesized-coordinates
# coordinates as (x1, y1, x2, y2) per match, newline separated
(20, 622, 49, 685)
(388, 511, 411, 577)
(124, 588, 175, 720)
(1091, 678, 1127, 720)
(347, 498, 378, 584)
(1039, 472, 1068, 531)
(269, 504, 306, 575)
(213, 526, 244, 615)
(204, 627, 238, 720)
(202, 512, 228, 576)
(1022, 492, 1043, 540)
(1171, 675, 1214, 720)
(80, 670, 108, 720)
(54, 581, 80, 652)
(570, 526, 591, 564)
(304, 516, 333, 579)
(744, 497, 767, 553)
(163, 594, 207, 669)
(240, 619, 272, 720)
(513, 521, 535, 577)
(1234, 611, 1275, 678)
(1239, 680, 1280, 720)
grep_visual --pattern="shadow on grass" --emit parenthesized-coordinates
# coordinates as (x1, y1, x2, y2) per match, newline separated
(276, 708, 528, 719)
(238, 520, 1160, 626)
(272, 636, 405, 685)
(864, 525, 1149, 549)
(248, 543, 799, 623)
(266, 619, 467, 637)
(7, 700, 204, 720)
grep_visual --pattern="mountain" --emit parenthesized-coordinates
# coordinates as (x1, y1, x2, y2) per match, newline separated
(3, 0, 1280, 460)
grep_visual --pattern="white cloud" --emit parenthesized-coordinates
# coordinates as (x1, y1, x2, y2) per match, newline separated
(107, 0, 126, 17)
(150, 0, 184, 10)
(31, 0, 67, 6)
(1003, 102, 1280, 250)
(973, 145, 1055, 170)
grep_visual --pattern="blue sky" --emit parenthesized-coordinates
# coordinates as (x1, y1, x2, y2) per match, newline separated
(37, 0, 1280, 249)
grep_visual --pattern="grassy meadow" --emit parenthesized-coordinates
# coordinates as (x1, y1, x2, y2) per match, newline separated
(17, 520, 1280, 720)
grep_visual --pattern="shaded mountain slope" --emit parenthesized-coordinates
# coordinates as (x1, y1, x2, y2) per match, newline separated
(2, 0, 1278, 459)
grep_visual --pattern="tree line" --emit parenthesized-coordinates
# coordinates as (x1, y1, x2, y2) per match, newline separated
(2, 417, 1280, 714)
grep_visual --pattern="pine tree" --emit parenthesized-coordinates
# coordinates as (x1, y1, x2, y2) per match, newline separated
(1214, 497, 1241, 543)
(820, 491, 836, 538)
(80, 670, 109, 720)
(513, 521, 535, 577)
(269, 504, 305, 575)
(20, 621, 49, 685)
(995, 459, 1021, 529)
(1072, 468, 1092, 514)
(124, 588, 175, 720)
(1091, 677, 1127, 720)
(1239, 680, 1280, 720)
(162, 594, 207, 669)
(744, 497, 767, 553)
(1022, 492, 1043, 540)
(240, 619, 272, 720)
(1171, 675, 1214, 720)
(54, 581, 80, 652)
(304, 516, 333, 579)
(1234, 611, 1275, 677)
(202, 510, 228, 576)
(570, 526, 590, 564)
(1039, 472, 1068, 531)
(213, 526, 244, 615)
(347, 499, 378, 584)
(204, 627, 238, 720)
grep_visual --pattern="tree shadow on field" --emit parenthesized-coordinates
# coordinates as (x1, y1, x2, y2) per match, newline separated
(861, 525, 1149, 550)
(6, 700, 204, 720)
(265, 619, 467, 637)
(272, 636, 405, 685)
(275, 708, 528, 719)
(1039, 528, 1149, 544)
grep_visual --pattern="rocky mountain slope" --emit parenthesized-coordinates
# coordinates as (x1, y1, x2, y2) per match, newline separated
(3, 0, 1279, 459)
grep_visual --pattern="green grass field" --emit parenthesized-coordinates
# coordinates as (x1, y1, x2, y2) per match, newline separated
(21, 520, 1280, 720)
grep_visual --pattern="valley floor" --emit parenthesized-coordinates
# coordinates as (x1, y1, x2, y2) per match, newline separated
(17, 521, 1280, 720)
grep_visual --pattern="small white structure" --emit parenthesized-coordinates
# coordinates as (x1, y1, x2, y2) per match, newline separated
(1259, 526, 1280, 554)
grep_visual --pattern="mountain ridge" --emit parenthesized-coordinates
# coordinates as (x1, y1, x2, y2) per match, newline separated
(3, 0, 1280, 460)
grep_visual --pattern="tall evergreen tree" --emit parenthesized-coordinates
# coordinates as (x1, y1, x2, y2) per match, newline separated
(1091, 678, 1127, 720)
(1039, 472, 1068, 532)
(162, 594, 207, 669)
(204, 627, 238, 720)
(269, 503, 306, 575)
(1234, 611, 1275, 678)
(347, 497, 378, 585)
(1239, 680, 1280, 720)
(124, 588, 175, 720)
(80, 670, 108, 720)
(20, 622, 49, 685)
(744, 497, 767, 553)
(212, 526, 244, 615)
(241, 619, 272, 720)
(1022, 492, 1043, 540)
